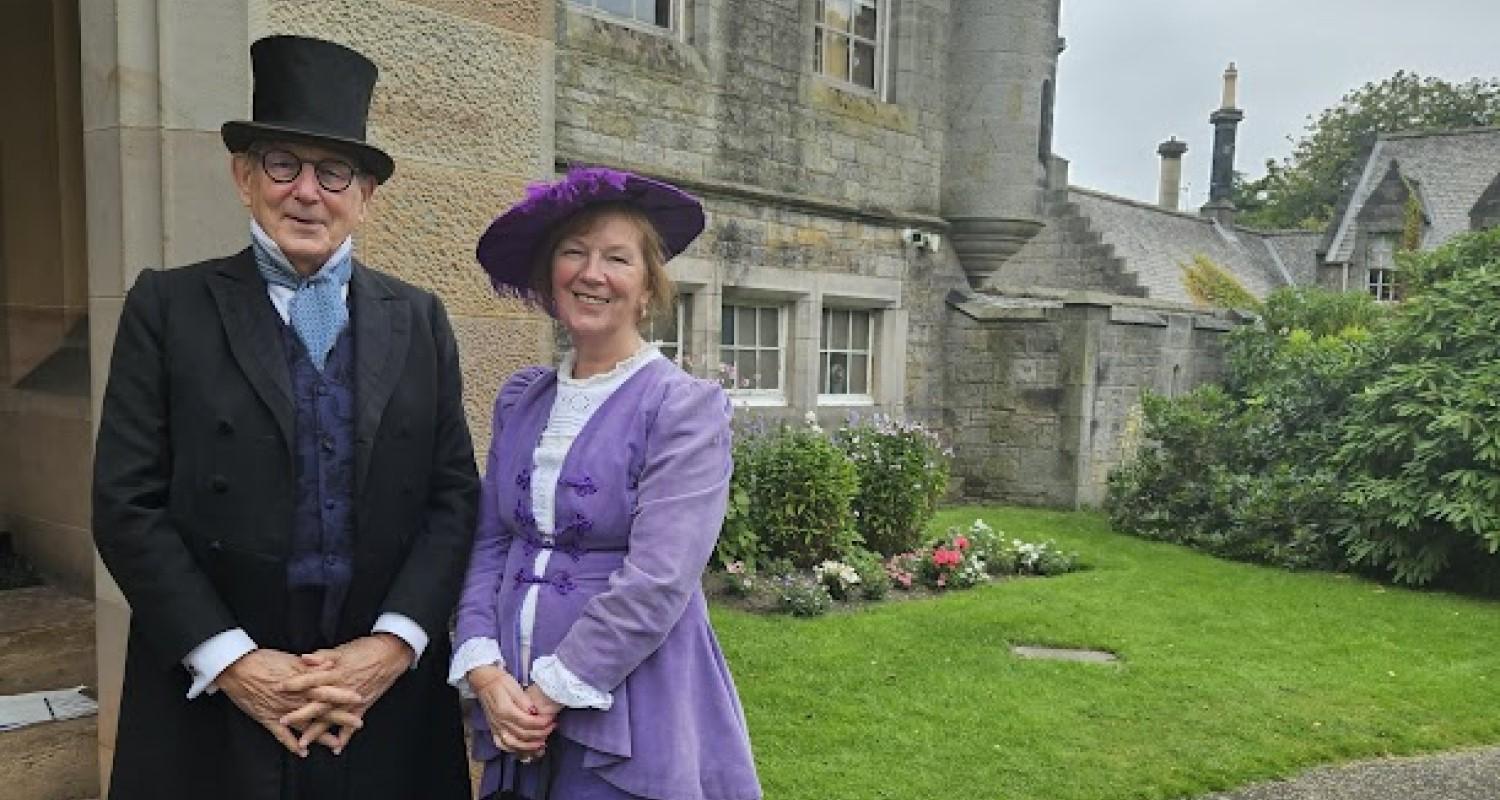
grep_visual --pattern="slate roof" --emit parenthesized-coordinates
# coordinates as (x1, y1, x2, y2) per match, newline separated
(1069, 187, 1292, 305)
(1258, 230, 1323, 287)
(1325, 126, 1500, 263)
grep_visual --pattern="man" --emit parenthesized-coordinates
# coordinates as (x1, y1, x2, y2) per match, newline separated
(93, 35, 477, 799)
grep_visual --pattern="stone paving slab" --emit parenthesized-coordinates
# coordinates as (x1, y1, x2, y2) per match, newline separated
(1196, 746, 1500, 800)
(0, 586, 99, 800)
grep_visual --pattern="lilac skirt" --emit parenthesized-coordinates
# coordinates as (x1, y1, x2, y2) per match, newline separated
(482, 735, 639, 800)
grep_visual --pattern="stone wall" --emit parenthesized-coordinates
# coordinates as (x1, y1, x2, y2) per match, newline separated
(944, 294, 1236, 507)
(554, 0, 947, 213)
(551, 0, 968, 427)
(941, 310, 1073, 506)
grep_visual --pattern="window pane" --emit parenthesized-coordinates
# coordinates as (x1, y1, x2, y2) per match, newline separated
(852, 310, 870, 349)
(828, 352, 848, 394)
(759, 308, 779, 347)
(854, 2, 877, 39)
(721, 304, 734, 345)
(757, 350, 780, 390)
(598, 0, 632, 17)
(852, 41, 876, 89)
(830, 309, 850, 349)
(736, 351, 757, 389)
(819, 353, 830, 393)
(850, 354, 869, 394)
(737, 307, 758, 346)
(653, 0, 671, 27)
(823, 33, 850, 80)
(823, 0, 851, 30)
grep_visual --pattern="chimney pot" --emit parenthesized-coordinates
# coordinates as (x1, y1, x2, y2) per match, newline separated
(1157, 138, 1188, 210)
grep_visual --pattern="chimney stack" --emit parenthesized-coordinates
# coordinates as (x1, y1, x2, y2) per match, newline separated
(1157, 137, 1188, 211)
(1202, 62, 1244, 225)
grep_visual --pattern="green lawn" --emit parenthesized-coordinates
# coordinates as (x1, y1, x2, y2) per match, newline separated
(711, 506, 1500, 800)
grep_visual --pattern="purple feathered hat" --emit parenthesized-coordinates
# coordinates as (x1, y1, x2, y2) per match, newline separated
(476, 167, 706, 312)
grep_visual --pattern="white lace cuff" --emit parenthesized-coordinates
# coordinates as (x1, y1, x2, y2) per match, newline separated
(448, 637, 505, 699)
(532, 655, 613, 710)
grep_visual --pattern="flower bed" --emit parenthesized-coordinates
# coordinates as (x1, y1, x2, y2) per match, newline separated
(709, 519, 1083, 617)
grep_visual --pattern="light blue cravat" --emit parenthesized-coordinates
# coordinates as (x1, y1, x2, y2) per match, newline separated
(250, 223, 353, 373)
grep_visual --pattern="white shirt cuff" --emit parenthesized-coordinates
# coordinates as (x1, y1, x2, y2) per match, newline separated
(373, 612, 428, 668)
(183, 628, 257, 700)
(448, 637, 505, 699)
(532, 655, 613, 710)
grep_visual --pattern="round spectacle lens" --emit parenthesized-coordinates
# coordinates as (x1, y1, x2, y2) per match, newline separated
(256, 149, 358, 192)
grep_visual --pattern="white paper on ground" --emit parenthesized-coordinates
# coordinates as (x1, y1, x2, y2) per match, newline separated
(0, 686, 98, 732)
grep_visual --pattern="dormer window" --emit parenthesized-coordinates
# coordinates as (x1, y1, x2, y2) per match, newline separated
(1365, 235, 1399, 302)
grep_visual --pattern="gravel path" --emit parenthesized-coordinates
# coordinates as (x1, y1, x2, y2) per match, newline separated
(1196, 746, 1500, 800)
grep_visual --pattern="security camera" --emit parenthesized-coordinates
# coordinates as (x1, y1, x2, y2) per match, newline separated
(901, 228, 941, 252)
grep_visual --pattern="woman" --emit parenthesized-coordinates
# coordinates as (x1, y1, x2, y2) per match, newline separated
(451, 168, 761, 800)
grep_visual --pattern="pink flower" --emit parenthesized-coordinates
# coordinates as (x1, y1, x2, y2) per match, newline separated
(954, 535, 970, 551)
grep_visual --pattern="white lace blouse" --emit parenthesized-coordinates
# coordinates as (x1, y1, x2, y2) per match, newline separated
(449, 343, 664, 708)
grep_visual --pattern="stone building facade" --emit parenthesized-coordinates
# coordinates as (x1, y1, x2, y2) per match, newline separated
(543, 0, 1247, 510)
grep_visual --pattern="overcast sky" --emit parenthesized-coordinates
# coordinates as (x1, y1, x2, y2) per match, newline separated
(1054, 0, 1500, 210)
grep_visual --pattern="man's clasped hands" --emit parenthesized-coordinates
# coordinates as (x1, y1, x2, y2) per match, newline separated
(216, 633, 413, 758)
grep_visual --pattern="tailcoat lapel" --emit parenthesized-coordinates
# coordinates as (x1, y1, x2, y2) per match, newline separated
(208, 248, 295, 447)
(349, 260, 410, 495)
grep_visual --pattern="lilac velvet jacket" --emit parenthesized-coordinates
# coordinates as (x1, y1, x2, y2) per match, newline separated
(454, 358, 761, 800)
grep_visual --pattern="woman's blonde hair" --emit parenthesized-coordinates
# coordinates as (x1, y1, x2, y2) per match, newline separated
(531, 202, 677, 322)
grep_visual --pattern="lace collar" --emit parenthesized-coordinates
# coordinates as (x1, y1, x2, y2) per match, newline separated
(557, 341, 660, 388)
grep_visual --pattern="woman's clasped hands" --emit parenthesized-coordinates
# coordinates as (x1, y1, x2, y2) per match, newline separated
(467, 664, 561, 762)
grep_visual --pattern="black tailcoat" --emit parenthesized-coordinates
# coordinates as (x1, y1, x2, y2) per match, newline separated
(93, 248, 479, 799)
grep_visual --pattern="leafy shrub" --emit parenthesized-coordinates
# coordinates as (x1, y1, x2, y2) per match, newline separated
(716, 477, 760, 571)
(844, 548, 892, 600)
(834, 415, 951, 556)
(1109, 285, 1378, 571)
(1336, 229, 1500, 586)
(774, 574, 833, 617)
(1106, 388, 1243, 547)
(728, 423, 861, 568)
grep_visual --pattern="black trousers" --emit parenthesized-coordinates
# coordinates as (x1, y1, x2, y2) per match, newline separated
(281, 587, 348, 800)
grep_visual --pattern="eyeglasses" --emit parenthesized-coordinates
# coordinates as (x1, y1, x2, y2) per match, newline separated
(251, 148, 361, 193)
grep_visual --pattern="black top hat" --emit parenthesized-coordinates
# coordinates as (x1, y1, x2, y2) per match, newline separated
(222, 36, 395, 183)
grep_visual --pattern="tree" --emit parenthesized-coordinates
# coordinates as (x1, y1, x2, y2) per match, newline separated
(1238, 71, 1500, 230)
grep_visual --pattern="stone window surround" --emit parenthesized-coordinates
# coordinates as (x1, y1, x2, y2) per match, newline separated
(812, 0, 891, 100)
(667, 257, 905, 415)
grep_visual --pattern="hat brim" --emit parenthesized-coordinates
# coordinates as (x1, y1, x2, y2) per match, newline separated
(476, 170, 706, 315)
(222, 120, 395, 184)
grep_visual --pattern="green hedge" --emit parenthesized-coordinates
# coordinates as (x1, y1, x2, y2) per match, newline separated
(1109, 227, 1500, 590)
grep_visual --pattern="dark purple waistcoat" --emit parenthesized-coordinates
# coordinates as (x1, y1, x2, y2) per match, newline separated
(281, 322, 357, 640)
